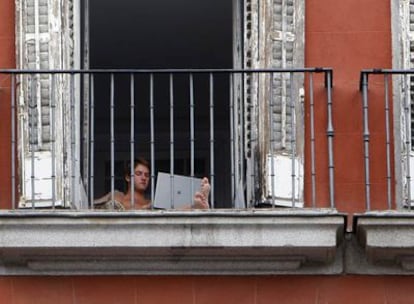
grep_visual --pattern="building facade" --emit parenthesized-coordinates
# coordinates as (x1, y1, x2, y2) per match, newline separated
(1, 0, 414, 303)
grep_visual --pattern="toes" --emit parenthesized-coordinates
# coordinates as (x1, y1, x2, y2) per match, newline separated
(193, 191, 208, 209)
(200, 177, 211, 198)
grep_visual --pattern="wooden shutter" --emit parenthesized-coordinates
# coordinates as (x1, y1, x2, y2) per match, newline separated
(406, 0, 414, 203)
(393, 0, 414, 204)
(410, 0, 414, 149)
(16, 0, 82, 208)
(244, 0, 305, 206)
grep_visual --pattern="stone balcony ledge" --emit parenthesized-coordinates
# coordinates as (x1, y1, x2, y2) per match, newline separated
(0, 209, 345, 275)
(354, 211, 414, 273)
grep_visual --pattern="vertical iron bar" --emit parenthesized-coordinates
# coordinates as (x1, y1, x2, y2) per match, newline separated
(30, 74, 36, 209)
(229, 73, 235, 208)
(51, 74, 56, 208)
(209, 73, 215, 208)
(233, 71, 242, 207)
(81, 0, 90, 200)
(130, 73, 135, 209)
(250, 72, 256, 207)
(384, 74, 392, 209)
(238, 72, 245, 207)
(90, 74, 95, 209)
(256, 73, 262, 206)
(290, 72, 296, 207)
(361, 72, 371, 211)
(269, 72, 275, 208)
(309, 73, 316, 208)
(189, 73, 195, 207)
(170, 73, 175, 209)
(70, 73, 76, 208)
(11, 73, 16, 209)
(81, 75, 89, 199)
(404, 74, 412, 208)
(326, 71, 335, 208)
(110, 73, 115, 206)
(257, 0, 260, 62)
(232, 72, 240, 207)
(150, 74, 155, 208)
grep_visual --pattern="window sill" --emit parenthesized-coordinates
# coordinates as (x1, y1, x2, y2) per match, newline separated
(0, 209, 345, 275)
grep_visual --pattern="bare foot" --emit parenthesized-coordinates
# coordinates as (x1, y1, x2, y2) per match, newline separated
(200, 177, 210, 203)
(193, 191, 209, 209)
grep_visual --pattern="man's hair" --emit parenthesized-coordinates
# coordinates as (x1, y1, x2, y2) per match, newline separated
(125, 157, 151, 177)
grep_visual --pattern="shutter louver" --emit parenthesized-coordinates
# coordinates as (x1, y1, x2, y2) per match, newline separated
(68, 0, 76, 69)
(270, 0, 296, 152)
(24, 0, 52, 151)
(17, 0, 81, 207)
(244, 0, 258, 158)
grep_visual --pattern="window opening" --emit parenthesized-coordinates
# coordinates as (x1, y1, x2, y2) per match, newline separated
(87, 0, 234, 206)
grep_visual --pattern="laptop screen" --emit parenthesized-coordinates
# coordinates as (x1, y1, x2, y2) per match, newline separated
(153, 172, 202, 209)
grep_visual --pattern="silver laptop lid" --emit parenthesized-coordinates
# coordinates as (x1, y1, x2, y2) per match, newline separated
(153, 172, 202, 209)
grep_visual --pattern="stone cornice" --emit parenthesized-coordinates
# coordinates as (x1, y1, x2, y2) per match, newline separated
(354, 211, 414, 273)
(0, 209, 345, 275)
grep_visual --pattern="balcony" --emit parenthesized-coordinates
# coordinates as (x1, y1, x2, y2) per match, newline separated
(352, 69, 414, 274)
(0, 210, 344, 275)
(0, 67, 343, 274)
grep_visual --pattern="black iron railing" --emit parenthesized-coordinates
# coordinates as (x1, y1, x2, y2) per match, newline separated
(1, 68, 334, 210)
(360, 69, 414, 210)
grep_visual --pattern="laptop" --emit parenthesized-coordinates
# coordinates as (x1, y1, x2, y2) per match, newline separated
(153, 172, 202, 209)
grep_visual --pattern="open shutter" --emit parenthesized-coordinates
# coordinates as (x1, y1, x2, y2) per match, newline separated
(266, 0, 305, 207)
(244, 0, 305, 206)
(16, 0, 83, 208)
(394, 0, 414, 205)
(410, 0, 414, 204)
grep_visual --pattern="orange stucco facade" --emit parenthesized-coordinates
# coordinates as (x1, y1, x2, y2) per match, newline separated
(304, 0, 392, 213)
(0, 0, 14, 208)
(0, 0, 393, 211)
(0, 0, 413, 303)
(1, 276, 414, 304)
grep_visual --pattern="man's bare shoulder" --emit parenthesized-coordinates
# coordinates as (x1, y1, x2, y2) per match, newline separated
(93, 191, 125, 210)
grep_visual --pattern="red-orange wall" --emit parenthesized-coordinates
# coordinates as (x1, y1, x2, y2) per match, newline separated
(0, 276, 414, 304)
(305, 0, 392, 212)
(0, 0, 14, 208)
(0, 2, 411, 304)
(0, 0, 395, 212)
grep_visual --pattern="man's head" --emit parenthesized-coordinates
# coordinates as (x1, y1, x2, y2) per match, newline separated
(125, 158, 150, 192)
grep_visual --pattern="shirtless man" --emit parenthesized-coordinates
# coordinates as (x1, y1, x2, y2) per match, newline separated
(94, 158, 210, 210)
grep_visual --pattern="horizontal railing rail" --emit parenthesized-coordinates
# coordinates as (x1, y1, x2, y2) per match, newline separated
(1, 68, 334, 210)
(1, 68, 331, 74)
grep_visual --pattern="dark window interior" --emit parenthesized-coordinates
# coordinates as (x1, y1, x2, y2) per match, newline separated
(88, 0, 234, 206)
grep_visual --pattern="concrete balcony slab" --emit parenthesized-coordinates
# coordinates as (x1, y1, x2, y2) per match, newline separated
(354, 211, 414, 274)
(0, 209, 345, 275)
